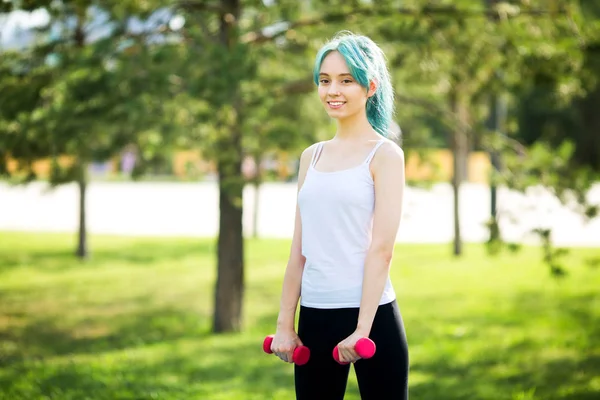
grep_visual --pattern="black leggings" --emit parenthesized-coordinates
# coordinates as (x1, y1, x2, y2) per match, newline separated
(294, 300, 409, 400)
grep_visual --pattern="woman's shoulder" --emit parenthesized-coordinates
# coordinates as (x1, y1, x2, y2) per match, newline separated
(301, 142, 320, 156)
(378, 137, 404, 157)
(372, 138, 404, 167)
(299, 141, 325, 164)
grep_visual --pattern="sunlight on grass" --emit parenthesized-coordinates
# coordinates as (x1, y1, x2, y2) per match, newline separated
(0, 232, 599, 399)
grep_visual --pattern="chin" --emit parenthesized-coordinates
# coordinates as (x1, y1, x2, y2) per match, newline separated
(326, 110, 344, 118)
(327, 108, 359, 122)
(323, 105, 347, 116)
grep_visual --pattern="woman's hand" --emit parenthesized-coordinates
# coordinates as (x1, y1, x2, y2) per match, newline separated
(336, 330, 365, 363)
(271, 329, 304, 363)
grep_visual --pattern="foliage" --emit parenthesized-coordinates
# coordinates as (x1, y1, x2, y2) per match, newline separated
(486, 138, 599, 276)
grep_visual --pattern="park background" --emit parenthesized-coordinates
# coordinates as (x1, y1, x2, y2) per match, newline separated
(1, 1, 600, 399)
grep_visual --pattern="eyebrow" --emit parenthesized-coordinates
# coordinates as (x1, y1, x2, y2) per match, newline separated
(319, 73, 353, 77)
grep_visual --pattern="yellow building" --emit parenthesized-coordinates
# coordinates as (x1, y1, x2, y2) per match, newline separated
(5, 149, 492, 184)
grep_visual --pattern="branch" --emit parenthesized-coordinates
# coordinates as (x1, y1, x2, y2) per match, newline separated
(395, 94, 472, 135)
(242, 5, 567, 44)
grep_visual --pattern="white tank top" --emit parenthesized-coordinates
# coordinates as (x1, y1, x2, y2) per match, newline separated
(297, 139, 397, 308)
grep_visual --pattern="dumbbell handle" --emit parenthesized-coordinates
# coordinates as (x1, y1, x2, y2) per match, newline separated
(333, 337, 376, 364)
(263, 335, 311, 366)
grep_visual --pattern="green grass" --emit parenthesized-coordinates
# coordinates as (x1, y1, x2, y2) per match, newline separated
(0, 232, 599, 400)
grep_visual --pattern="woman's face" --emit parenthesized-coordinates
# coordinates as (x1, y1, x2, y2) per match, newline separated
(317, 51, 373, 122)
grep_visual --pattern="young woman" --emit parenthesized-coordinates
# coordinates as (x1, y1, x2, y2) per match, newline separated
(270, 31, 409, 399)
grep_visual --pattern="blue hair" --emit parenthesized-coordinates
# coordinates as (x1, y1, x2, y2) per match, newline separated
(313, 31, 396, 138)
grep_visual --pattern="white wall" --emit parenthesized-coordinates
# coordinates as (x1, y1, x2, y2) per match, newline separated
(1, 182, 599, 247)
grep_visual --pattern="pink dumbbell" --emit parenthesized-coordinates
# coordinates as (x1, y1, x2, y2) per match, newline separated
(333, 338, 376, 364)
(263, 335, 311, 366)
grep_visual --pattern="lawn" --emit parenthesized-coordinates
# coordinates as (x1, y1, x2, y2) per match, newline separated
(0, 232, 599, 399)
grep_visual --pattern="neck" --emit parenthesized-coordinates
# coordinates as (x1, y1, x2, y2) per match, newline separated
(334, 114, 379, 141)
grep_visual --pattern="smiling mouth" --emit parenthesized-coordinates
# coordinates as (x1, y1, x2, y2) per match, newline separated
(327, 101, 346, 108)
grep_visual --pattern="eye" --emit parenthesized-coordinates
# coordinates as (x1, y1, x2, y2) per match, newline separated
(319, 79, 330, 84)
(342, 79, 353, 84)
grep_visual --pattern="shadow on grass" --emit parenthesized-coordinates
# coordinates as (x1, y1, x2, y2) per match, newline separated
(0, 305, 211, 368)
(410, 352, 600, 400)
(407, 291, 600, 400)
(0, 339, 293, 399)
(0, 239, 216, 272)
(1, 302, 598, 399)
(0, 337, 298, 399)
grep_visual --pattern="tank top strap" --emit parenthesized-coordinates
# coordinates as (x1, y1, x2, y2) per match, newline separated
(364, 139, 386, 165)
(310, 142, 324, 167)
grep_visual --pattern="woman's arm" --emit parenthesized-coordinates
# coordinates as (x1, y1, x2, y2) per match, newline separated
(271, 145, 315, 362)
(275, 202, 307, 331)
(337, 141, 406, 362)
(357, 142, 405, 335)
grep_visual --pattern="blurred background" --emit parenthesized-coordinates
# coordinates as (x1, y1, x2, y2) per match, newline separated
(1, 1, 599, 399)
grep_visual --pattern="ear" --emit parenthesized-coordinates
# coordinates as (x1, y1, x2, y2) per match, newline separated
(367, 79, 378, 98)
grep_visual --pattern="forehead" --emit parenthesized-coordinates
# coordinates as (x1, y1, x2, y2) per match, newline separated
(319, 51, 350, 74)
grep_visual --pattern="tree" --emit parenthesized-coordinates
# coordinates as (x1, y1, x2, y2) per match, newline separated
(482, 1, 600, 275)
(370, 0, 592, 257)
(0, 1, 176, 258)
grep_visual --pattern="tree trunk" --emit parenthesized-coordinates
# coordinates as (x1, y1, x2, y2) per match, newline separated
(72, 0, 88, 260)
(451, 154, 462, 257)
(252, 181, 260, 239)
(213, 0, 244, 333)
(485, 0, 501, 225)
(487, 95, 499, 218)
(251, 154, 262, 239)
(487, 93, 505, 216)
(213, 126, 245, 333)
(76, 162, 88, 259)
(450, 89, 469, 256)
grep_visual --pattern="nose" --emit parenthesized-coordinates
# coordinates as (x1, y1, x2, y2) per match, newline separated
(327, 82, 341, 97)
